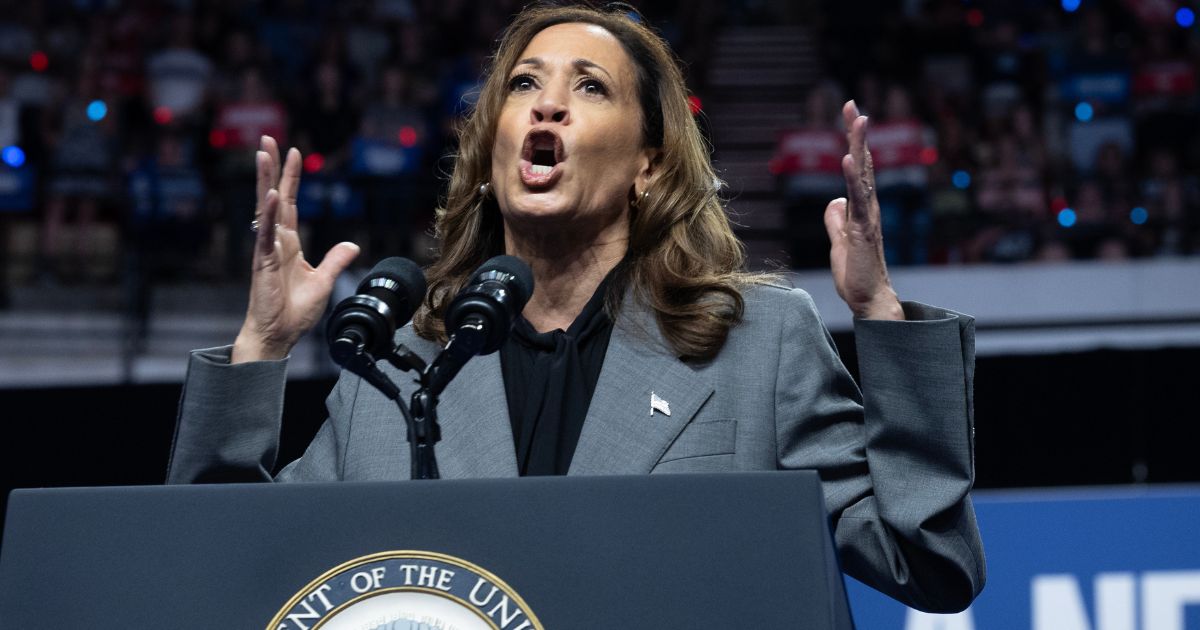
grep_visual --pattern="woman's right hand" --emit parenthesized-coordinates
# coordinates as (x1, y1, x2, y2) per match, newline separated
(231, 136, 360, 363)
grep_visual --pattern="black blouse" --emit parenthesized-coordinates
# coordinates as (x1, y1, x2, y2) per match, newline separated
(499, 277, 614, 476)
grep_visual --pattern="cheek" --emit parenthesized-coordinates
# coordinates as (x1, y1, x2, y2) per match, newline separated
(492, 109, 523, 166)
(586, 122, 644, 183)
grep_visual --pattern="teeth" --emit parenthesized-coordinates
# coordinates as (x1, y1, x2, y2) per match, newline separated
(530, 164, 553, 175)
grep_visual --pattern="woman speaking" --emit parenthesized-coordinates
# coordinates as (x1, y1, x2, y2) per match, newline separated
(168, 4, 984, 613)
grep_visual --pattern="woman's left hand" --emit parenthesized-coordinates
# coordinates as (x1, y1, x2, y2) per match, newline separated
(823, 100, 905, 321)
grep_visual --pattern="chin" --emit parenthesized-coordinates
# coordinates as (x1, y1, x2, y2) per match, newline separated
(502, 191, 575, 222)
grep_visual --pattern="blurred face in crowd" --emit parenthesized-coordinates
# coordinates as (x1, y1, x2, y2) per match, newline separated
(316, 63, 341, 97)
(240, 68, 267, 103)
(381, 67, 407, 101)
(490, 22, 655, 238)
(225, 31, 253, 67)
(1012, 105, 1036, 139)
(884, 85, 913, 121)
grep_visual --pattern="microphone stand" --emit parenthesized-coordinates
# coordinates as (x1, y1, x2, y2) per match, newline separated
(394, 345, 442, 480)
(407, 387, 441, 480)
(405, 325, 486, 480)
(330, 336, 441, 480)
(332, 320, 489, 480)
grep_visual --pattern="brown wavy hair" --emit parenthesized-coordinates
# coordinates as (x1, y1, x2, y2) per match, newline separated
(413, 2, 760, 361)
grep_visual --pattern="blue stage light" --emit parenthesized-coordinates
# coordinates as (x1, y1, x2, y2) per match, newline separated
(86, 100, 107, 122)
(1074, 102, 1094, 122)
(1058, 208, 1077, 228)
(1, 146, 25, 168)
(1131, 207, 1148, 225)
(1062, 0, 1081, 12)
(1177, 8, 1195, 28)
(952, 170, 971, 189)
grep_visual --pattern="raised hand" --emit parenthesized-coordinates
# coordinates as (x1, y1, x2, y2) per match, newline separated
(231, 136, 360, 363)
(823, 101, 904, 321)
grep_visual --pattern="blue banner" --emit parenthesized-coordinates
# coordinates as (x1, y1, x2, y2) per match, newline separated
(0, 165, 35, 212)
(350, 138, 423, 176)
(1060, 72, 1131, 104)
(298, 176, 364, 220)
(847, 486, 1200, 629)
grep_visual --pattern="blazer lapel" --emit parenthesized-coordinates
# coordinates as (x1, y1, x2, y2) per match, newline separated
(433, 351, 519, 479)
(569, 301, 714, 475)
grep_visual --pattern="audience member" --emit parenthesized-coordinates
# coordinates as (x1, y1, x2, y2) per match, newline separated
(0, 0, 1196, 292)
(40, 62, 119, 280)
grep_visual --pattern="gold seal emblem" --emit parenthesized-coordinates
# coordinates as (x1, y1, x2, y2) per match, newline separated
(267, 550, 544, 630)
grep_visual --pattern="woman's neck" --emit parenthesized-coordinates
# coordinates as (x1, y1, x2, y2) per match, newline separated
(504, 217, 629, 333)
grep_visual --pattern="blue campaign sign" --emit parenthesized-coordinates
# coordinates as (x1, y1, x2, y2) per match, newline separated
(0, 165, 35, 212)
(847, 486, 1200, 629)
(1060, 72, 1131, 105)
(298, 176, 364, 220)
(350, 138, 423, 176)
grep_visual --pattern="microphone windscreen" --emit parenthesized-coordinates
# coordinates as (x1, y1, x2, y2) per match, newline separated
(475, 255, 534, 308)
(359, 257, 427, 324)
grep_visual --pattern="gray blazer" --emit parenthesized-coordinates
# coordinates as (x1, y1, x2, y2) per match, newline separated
(168, 283, 984, 613)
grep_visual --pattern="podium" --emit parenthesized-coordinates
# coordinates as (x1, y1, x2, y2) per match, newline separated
(1, 471, 854, 628)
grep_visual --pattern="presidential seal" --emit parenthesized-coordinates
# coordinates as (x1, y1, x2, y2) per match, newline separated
(268, 551, 544, 630)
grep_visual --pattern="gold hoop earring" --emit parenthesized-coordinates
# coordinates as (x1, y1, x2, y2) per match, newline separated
(631, 190, 649, 209)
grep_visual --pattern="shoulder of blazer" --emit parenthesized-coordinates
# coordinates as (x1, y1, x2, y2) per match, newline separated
(737, 281, 825, 327)
(393, 322, 444, 362)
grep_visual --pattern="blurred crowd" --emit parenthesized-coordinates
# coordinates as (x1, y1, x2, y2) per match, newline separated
(0, 0, 713, 296)
(0, 0, 1196, 303)
(776, 0, 1200, 267)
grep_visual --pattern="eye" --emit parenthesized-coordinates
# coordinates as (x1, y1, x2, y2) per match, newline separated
(579, 78, 608, 97)
(508, 74, 537, 92)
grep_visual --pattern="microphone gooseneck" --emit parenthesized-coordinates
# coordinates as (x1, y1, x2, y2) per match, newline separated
(425, 255, 534, 395)
(404, 255, 532, 479)
(321, 255, 532, 481)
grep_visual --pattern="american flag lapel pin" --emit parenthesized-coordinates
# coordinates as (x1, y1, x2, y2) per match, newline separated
(650, 391, 671, 417)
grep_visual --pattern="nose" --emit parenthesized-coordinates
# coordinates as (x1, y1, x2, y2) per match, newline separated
(531, 89, 569, 124)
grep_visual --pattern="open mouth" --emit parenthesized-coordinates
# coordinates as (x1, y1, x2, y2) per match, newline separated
(531, 148, 556, 174)
(519, 129, 565, 187)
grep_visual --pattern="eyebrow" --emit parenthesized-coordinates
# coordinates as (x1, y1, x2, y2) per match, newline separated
(514, 57, 614, 82)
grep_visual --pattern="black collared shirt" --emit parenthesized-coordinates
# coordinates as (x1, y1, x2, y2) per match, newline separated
(499, 277, 614, 476)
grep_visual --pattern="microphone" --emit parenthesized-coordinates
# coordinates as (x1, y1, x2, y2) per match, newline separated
(425, 255, 534, 394)
(327, 257, 426, 367)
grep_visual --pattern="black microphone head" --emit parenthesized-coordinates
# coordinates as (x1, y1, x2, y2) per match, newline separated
(359, 256, 427, 317)
(472, 255, 534, 308)
(355, 257, 427, 340)
(327, 257, 426, 364)
(445, 255, 534, 354)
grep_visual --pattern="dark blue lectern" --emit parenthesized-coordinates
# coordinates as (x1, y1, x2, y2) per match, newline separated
(0, 471, 854, 628)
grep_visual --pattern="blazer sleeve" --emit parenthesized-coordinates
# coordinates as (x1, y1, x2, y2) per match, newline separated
(774, 292, 985, 613)
(165, 346, 354, 484)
